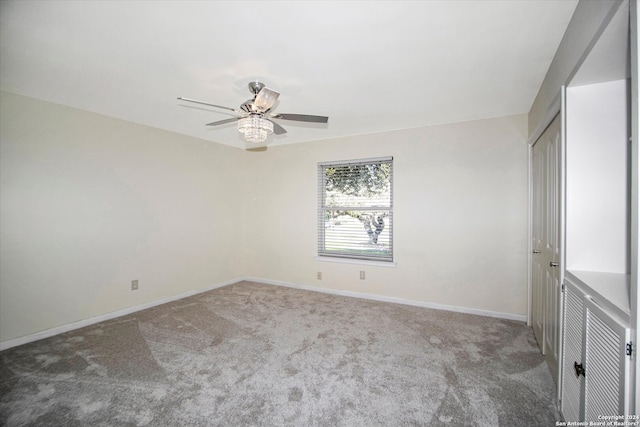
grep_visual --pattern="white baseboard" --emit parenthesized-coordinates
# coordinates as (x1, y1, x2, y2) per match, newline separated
(244, 276, 528, 322)
(0, 278, 242, 351)
(1, 276, 526, 351)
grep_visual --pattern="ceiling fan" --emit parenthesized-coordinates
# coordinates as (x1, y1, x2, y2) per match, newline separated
(178, 82, 329, 144)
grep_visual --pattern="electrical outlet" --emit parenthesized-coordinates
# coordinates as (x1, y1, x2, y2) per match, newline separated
(360, 271, 365, 280)
(317, 272, 322, 280)
(131, 280, 138, 290)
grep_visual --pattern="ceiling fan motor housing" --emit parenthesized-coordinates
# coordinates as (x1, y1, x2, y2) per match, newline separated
(241, 100, 255, 113)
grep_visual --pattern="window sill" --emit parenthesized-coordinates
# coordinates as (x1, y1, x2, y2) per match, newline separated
(315, 256, 397, 268)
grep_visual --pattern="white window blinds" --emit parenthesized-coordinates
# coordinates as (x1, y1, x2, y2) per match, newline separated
(318, 157, 393, 262)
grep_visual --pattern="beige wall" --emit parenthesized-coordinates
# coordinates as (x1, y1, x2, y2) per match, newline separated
(0, 91, 245, 342)
(0, 91, 529, 344)
(243, 115, 529, 317)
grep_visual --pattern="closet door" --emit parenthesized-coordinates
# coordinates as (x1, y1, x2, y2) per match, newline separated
(561, 278, 631, 421)
(532, 130, 545, 348)
(561, 282, 585, 421)
(583, 299, 631, 420)
(544, 118, 562, 380)
(531, 114, 562, 380)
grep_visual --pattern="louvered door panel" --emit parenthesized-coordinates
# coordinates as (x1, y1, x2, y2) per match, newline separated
(584, 300, 629, 421)
(561, 284, 584, 421)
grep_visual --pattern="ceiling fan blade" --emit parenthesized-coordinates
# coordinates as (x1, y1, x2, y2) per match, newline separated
(267, 119, 287, 135)
(206, 117, 240, 126)
(272, 113, 329, 123)
(253, 87, 280, 112)
(178, 97, 241, 113)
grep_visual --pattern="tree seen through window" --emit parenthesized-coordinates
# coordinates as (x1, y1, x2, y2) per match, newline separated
(318, 158, 393, 261)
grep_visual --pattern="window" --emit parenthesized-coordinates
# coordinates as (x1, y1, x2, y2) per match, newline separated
(318, 157, 393, 262)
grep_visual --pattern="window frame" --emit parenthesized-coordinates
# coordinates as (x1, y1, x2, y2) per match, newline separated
(317, 156, 394, 263)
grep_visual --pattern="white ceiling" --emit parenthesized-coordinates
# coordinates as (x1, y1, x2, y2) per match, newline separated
(0, 0, 578, 149)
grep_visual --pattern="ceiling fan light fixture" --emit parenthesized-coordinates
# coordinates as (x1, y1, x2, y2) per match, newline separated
(179, 81, 328, 147)
(237, 115, 274, 143)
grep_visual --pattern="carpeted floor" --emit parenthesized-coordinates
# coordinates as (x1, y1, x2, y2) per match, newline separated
(0, 281, 561, 426)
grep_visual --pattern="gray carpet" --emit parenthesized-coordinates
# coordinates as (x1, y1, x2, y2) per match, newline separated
(0, 281, 561, 426)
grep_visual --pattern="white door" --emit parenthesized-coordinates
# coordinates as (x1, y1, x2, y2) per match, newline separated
(561, 281, 585, 422)
(531, 114, 562, 382)
(561, 278, 632, 421)
(583, 299, 631, 420)
(532, 129, 545, 348)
